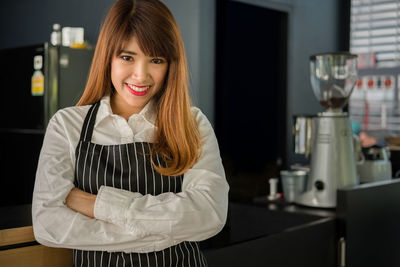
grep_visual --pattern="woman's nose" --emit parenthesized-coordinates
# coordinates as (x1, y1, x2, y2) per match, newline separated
(131, 62, 148, 81)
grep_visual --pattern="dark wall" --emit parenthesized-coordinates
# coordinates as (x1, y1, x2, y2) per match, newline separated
(0, 0, 114, 49)
(215, 1, 287, 200)
(227, 0, 350, 167)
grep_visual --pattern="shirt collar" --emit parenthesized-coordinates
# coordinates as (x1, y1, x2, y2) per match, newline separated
(95, 95, 157, 126)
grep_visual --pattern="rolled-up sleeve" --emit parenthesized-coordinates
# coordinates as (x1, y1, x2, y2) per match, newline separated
(94, 108, 229, 245)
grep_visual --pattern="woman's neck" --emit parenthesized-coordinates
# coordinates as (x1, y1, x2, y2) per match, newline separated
(110, 95, 142, 121)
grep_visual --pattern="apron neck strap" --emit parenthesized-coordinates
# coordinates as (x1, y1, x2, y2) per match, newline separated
(79, 101, 100, 142)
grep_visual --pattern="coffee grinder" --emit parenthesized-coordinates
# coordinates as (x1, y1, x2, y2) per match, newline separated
(296, 52, 359, 208)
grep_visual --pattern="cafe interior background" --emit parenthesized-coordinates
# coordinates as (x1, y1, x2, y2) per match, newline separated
(0, 0, 400, 266)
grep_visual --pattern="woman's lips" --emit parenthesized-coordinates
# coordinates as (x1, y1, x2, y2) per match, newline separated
(126, 83, 151, 96)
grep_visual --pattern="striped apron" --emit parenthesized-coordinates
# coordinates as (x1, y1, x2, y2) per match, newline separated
(72, 102, 207, 267)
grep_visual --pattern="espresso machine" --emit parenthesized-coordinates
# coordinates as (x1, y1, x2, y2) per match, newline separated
(296, 52, 360, 208)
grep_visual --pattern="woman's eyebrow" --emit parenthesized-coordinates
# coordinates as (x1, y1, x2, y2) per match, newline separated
(120, 50, 137, 55)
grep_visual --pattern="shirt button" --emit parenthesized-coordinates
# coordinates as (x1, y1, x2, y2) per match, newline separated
(134, 115, 144, 121)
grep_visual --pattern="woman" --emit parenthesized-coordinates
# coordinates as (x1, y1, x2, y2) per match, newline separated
(32, 0, 229, 266)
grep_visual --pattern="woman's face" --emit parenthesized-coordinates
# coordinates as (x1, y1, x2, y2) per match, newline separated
(110, 36, 168, 116)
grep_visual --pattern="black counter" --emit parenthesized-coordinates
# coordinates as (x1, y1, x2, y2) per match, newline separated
(337, 179, 400, 266)
(3, 180, 399, 266)
(202, 200, 337, 267)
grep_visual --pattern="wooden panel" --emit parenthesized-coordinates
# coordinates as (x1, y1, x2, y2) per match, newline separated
(0, 226, 35, 247)
(0, 245, 72, 267)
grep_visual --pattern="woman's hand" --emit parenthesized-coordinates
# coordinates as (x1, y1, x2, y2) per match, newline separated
(65, 188, 96, 218)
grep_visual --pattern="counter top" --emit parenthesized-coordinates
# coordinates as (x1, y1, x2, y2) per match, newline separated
(2, 181, 399, 266)
(203, 200, 337, 267)
(0, 200, 335, 232)
(201, 199, 336, 252)
(252, 196, 336, 218)
(1, 200, 335, 251)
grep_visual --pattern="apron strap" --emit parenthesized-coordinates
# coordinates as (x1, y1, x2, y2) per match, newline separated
(79, 101, 101, 142)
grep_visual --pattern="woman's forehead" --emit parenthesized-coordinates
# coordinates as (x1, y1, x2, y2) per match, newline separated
(120, 36, 141, 51)
(117, 35, 154, 56)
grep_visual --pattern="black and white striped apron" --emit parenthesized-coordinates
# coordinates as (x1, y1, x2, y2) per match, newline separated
(72, 102, 207, 267)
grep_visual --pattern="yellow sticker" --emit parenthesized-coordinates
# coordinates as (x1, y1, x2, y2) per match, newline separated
(31, 70, 44, 96)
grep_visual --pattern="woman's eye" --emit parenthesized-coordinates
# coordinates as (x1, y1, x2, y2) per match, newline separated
(151, 58, 164, 64)
(121, 55, 132, 61)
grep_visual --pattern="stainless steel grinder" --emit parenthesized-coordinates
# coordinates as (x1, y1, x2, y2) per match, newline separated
(295, 52, 360, 208)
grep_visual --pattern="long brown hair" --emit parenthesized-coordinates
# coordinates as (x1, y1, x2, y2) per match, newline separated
(77, 0, 201, 176)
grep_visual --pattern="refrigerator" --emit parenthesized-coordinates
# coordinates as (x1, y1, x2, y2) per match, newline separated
(0, 43, 94, 207)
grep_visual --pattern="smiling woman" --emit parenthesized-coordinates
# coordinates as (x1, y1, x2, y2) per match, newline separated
(110, 36, 169, 117)
(31, 0, 229, 266)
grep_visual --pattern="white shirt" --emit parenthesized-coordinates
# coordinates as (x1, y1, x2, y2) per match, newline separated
(32, 96, 229, 253)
